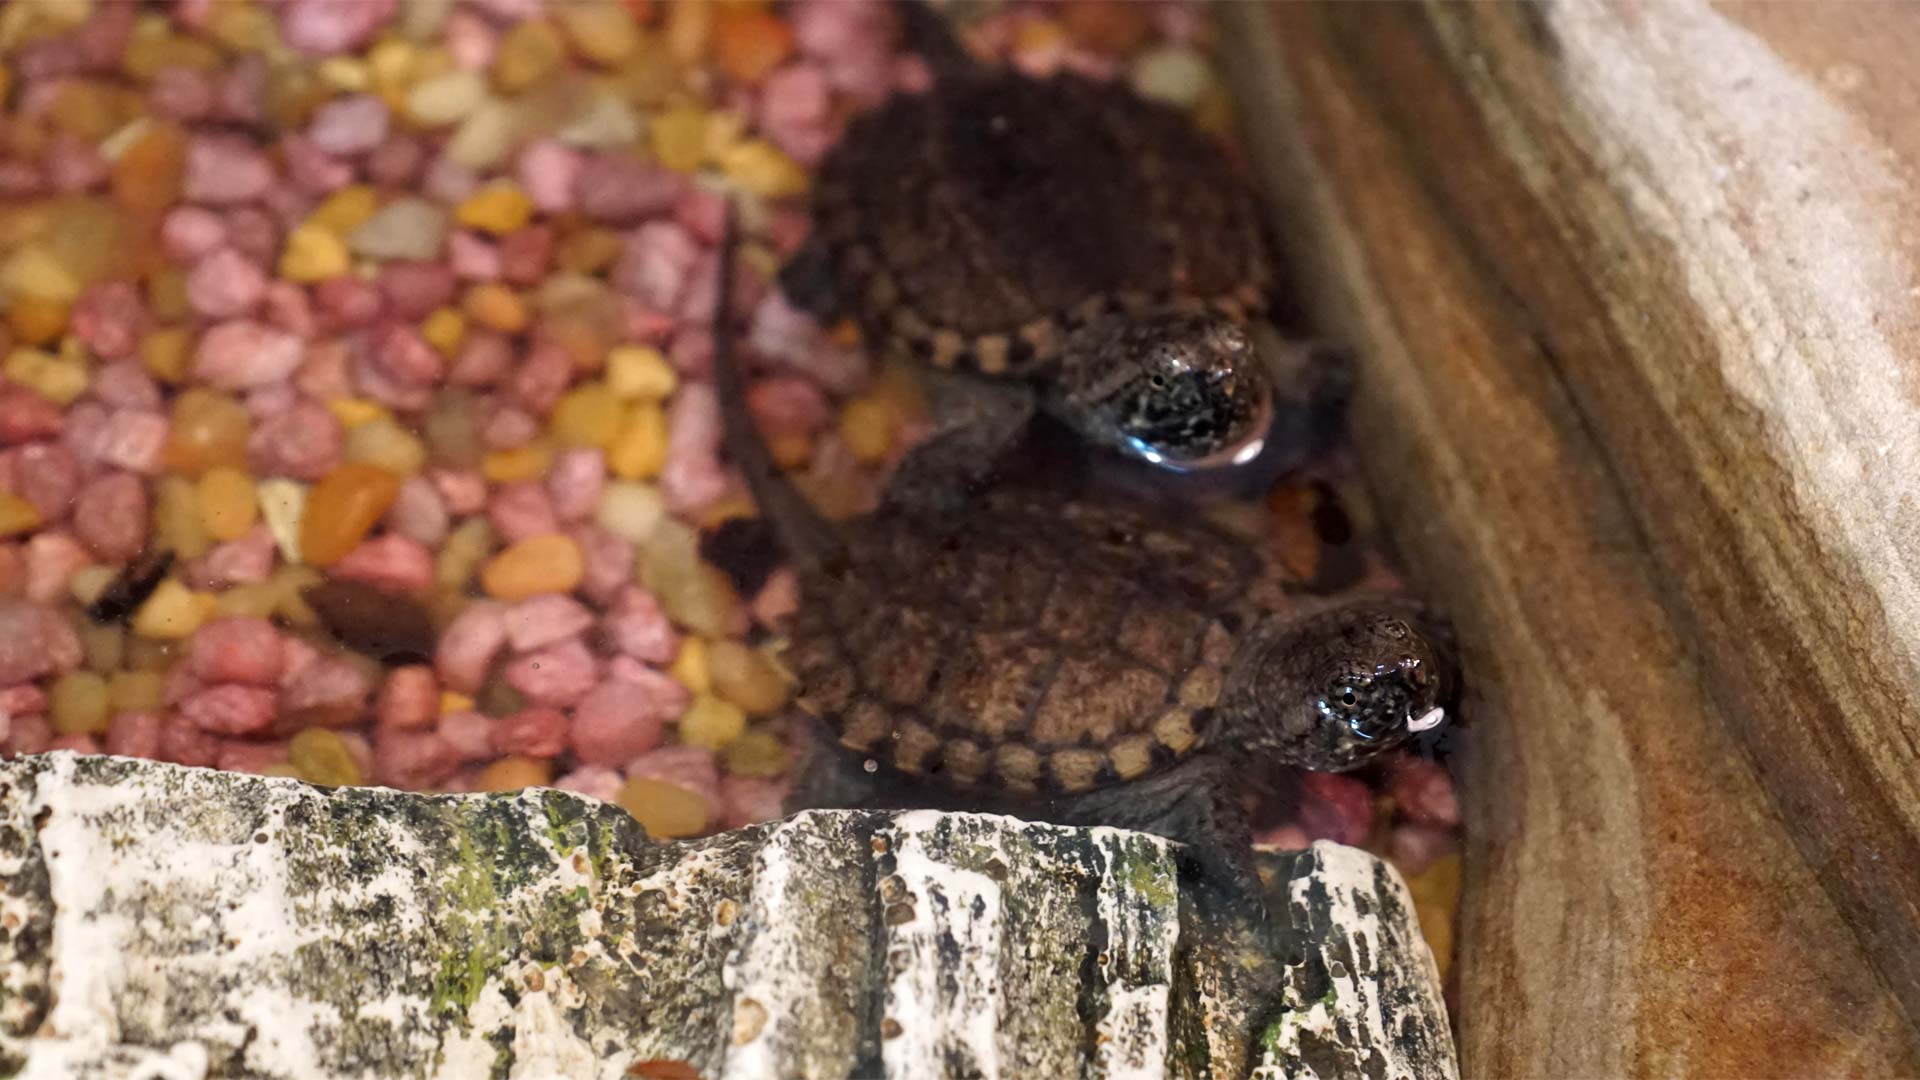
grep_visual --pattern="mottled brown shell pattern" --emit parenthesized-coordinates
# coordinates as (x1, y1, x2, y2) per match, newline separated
(785, 488, 1289, 796)
(810, 72, 1274, 378)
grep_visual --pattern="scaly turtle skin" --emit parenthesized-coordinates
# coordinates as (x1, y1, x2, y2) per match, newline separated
(785, 1, 1330, 474)
(722, 215, 1453, 883)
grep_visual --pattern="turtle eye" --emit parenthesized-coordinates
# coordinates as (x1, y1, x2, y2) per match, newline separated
(1337, 685, 1358, 707)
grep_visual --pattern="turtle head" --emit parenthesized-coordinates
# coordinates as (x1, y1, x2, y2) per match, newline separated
(1053, 309, 1274, 472)
(1225, 605, 1452, 772)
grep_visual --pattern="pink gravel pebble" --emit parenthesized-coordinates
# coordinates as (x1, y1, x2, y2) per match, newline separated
(508, 342, 573, 415)
(367, 135, 428, 189)
(329, 534, 434, 594)
(449, 332, 512, 386)
(574, 153, 685, 224)
(188, 249, 267, 318)
(435, 601, 508, 693)
(448, 231, 500, 281)
(721, 775, 790, 830)
(517, 140, 580, 213)
(1389, 756, 1460, 828)
(248, 400, 342, 481)
(430, 468, 488, 515)
(158, 715, 222, 767)
(1251, 823, 1310, 851)
(47, 733, 101, 755)
(373, 727, 459, 788)
(481, 404, 538, 450)
(106, 710, 163, 759)
(0, 390, 64, 446)
(262, 281, 318, 338)
(371, 325, 446, 387)
(245, 383, 299, 421)
(73, 472, 148, 562)
(44, 134, 107, 193)
(488, 481, 559, 543)
(23, 532, 89, 605)
(386, 476, 450, 547)
(224, 207, 283, 267)
(315, 278, 384, 331)
(188, 617, 285, 686)
(215, 54, 269, 125)
(748, 375, 831, 437)
(504, 594, 595, 653)
(443, 11, 499, 70)
(569, 668, 684, 767)
(751, 568, 801, 629)
(94, 410, 168, 474)
(195, 321, 305, 390)
(15, 443, 80, 520)
(150, 65, 215, 121)
(553, 764, 623, 803)
(0, 546, 23, 599)
(183, 134, 274, 203)
(3, 714, 52, 757)
(612, 221, 701, 311)
(377, 665, 438, 731)
(672, 184, 730, 246)
(492, 706, 569, 758)
(1296, 772, 1374, 848)
(179, 684, 277, 736)
(545, 448, 605, 522)
(70, 281, 149, 361)
(201, 526, 276, 587)
(498, 226, 553, 286)
(572, 524, 634, 605)
(437, 710, 494, 761)
(423, 154, 479, 204)
(626, 745, 722, 814)
(605, 588, 677, 664)
(378, 262, 457, 320)
(161, 206, 228, 263)
(281, 135, 353, 195)
(278, 0, 397, 55)
(307, 93, 390, 155)
(91, 362, 164, 413)
(0, 685, 49, 717)
(1390, 824, 1457, 877)
(280, 656, 372, 721)
(503, 638, 598, 707)
(217, 738, 290, 774)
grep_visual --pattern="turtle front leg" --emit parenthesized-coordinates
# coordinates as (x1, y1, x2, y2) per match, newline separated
(1047, 756, 1267, 920)
(881, 368, 1037, 518)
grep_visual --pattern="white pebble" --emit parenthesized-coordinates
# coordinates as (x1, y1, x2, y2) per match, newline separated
(348, 197, 451, 261)
(407, 70, 488, 127)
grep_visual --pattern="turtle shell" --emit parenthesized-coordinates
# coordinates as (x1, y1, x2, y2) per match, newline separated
(784, 487, 1288, 797)
(811, 72, 1274, 377)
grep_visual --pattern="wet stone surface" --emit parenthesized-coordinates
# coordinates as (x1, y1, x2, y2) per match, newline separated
(0, 753, 1452, 1079)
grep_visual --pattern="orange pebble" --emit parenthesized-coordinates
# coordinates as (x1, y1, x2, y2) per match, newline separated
(473, 755, 554, 792)
(712, 9, 794, 85)
(480, 533, 584, 601)
(1060, 0, 1153, 56)
(111, 124, 187, 218)
(164, 388, 252, 475)
(300, 463, 403, 567)
(7, 296, 69, 346)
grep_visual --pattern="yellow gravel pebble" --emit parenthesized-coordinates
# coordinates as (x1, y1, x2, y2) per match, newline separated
(606, 345, 677, 401)
(837, 396, 898, 464)
(289, 728, 362, 787)
(307, 185, 381, 235)
(617, 777, 710, 839)
(50, 670, 112, 736)
(707, 640, 791, 715)
(463, 283, 528, 333)
(4, 347, 88, 406)
(550, 383, 623, 448)
(196, 467, 259, 543)
(719, 138, 808, 198)
(481, 533, 584, 601)
(440, 691, 475, 715)
(456, 181, 535, 235)
(133, 579, 218, 640)
(557, 1, 640, 66)
(607, 402, 668, 480)
(474, 756, 553, 792)
(326, 397, 389, 429)
(679, 693, 746, 751)
(722, 729, 791, 778)
(109, 670, 165, 713)
(482, 442, 555, 484)
(649, 104, 708, 173)
(0, 492, 43, 538)
(421, 307, 466, 355)
(492, 19, 566, 93)
(669, 637, 710, 694)
(280, 222, 352, 282)
(139, 327, 192, 384)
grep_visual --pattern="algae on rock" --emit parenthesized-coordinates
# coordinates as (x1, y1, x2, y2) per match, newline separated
(0, 753, 1454, 1078)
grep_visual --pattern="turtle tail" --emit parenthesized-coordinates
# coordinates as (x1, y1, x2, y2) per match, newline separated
(892, 0, 978, 83)
(711, 205, 842, 577)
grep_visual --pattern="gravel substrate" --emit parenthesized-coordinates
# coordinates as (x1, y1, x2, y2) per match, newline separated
(0, 0, 1462, 975)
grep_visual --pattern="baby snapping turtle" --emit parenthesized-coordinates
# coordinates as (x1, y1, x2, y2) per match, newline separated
(785, 1, 1343, 474)
(725, 221, 1451, 884)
